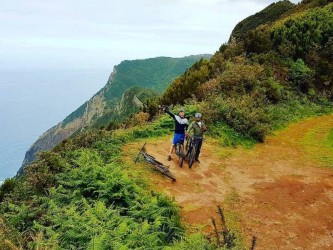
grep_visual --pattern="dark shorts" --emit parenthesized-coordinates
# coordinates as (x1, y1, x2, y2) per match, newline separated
(173, 133, 185, 145)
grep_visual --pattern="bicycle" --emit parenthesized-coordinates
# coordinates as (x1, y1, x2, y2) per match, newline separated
(135, 143, 176, 181)
(185, 136, 197, 168)
(175, 138, 185, 167)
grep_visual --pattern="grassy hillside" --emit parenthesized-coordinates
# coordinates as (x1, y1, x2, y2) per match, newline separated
(104, 55, 211, 101)
(162, 0, 333, 142)
(1, 115, 220, 249)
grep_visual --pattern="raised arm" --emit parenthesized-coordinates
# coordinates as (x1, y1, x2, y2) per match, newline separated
(164, 109, 176, 120)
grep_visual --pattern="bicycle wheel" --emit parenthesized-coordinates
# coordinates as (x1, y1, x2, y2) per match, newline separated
(176, 143, 184, 167)
(156, 164, 176, 181)
(164, 170, 176, 181)
(179, 151, 184, 167)
(185, 138, 190, 157)
(188, 144, 196, 168)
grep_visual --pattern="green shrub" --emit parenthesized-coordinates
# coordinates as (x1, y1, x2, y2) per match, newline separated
(161, 59, 213, 105)
(0, 179, 17, 202)
(272, 4, 333, 58)
(261, 77, 285, 103)
(203, 95, 270, 142)
(290, 59, 313, 93)
(166, 234, 216, 250)
(245, 26, 273, 54)
(218, 59, 264, 95)
(24, 152, 68, 194)
(0, 217, 22, 249)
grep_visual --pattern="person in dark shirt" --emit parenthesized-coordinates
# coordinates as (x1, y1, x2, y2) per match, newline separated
(163, 107, 189, 161)
(186, 113, 207, 162)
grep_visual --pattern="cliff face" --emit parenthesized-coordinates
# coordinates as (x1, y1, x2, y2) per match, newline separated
(21, 55, 210, 171)
(21, 92, 106, 170)
(114, 87, 154, 117)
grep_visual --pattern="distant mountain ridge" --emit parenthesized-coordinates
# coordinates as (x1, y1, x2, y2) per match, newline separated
(21, 55, 211, 170)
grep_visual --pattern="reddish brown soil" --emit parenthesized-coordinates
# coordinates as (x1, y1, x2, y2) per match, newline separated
(122, 115, 333, 249)
(123, 140, 228, 231)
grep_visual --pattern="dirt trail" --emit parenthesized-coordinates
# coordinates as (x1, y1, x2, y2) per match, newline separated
(122, 115, 333, 249)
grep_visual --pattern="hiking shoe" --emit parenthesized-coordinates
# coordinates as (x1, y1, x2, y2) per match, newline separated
(195, 159, 200, 163)
(167, 155, 172, 161)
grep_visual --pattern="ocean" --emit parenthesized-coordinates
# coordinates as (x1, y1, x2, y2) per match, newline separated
(0, 68, 110, 182)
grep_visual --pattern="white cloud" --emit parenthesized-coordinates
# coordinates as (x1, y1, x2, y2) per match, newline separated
(0, 0, 301, 69)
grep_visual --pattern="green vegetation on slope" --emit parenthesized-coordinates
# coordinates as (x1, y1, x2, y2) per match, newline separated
(98, 55, 211, 126)
(91, 87, 159, 128)
(104, 55, 211, 101)
(230, 0, 295, 41)
(0, 115, 224, 249)
(62, 55, 210, 128)
(302, 118, 333, 167)
(161, 1, 333, 142)
(1, 121, 173, 249)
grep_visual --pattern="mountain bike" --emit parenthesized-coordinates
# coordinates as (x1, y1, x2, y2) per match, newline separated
(135, 143, 176, 181)
(185, 136, 197, 168)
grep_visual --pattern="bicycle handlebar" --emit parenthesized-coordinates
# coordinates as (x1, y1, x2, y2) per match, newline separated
(158, 105, 169, 111)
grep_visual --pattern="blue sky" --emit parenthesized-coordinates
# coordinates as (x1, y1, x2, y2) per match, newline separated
(1, 0, 300, 70)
